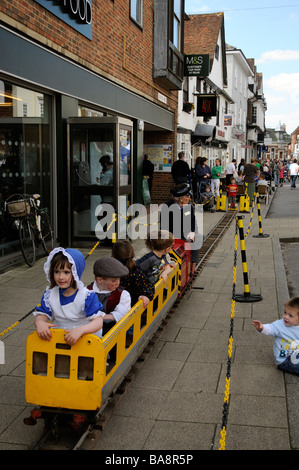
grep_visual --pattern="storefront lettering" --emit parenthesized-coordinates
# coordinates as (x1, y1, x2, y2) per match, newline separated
(56, 0, 92, 24)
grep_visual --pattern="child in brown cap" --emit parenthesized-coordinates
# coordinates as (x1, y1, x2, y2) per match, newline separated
(88, 257, 131, 333)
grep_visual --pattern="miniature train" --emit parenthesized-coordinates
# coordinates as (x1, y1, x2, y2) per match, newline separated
(24, 240, 192, 432)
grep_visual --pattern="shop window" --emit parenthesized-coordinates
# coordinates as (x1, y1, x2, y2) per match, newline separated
(0, 78, 52, 263)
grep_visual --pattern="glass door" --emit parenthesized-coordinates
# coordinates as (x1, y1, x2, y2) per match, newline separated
(68, 117, 133, 244)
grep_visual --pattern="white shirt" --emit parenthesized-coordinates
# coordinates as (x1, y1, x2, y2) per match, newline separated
(92, 282, 131, 323)
(225, 162, 235, 174)
(289, 163, 299, 176)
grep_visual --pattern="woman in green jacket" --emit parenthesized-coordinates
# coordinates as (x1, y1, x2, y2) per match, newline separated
(211, 158, 223, 197)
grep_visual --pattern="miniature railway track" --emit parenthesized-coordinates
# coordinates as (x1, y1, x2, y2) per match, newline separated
(30, 210, 236, 451)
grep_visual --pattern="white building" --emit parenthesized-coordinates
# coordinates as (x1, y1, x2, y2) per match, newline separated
(247, 59, 267, 161)
(225, 46, 254, 165)
(178, 12, 233, 170)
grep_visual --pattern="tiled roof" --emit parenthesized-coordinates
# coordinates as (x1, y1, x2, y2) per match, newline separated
(184, 12, 224, 59)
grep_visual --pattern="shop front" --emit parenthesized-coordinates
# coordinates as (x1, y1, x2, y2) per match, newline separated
(68, 117, 133, 245)
(0, 24, 175, 269)
(0, 78, 53, 269)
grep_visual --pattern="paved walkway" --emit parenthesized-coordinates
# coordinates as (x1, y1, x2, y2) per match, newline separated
(0, 187, 298, 450)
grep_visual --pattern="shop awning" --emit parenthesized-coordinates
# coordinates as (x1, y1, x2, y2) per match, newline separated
(192, 124, 216, 143)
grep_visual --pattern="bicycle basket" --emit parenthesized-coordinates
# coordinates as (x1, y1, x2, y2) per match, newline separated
(6, 198, 31, 218)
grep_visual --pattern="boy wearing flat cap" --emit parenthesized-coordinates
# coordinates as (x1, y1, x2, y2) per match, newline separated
(88, 257, 131, 331)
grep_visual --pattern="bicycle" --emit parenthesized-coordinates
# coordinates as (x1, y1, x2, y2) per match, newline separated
(5, 194, 54, 267)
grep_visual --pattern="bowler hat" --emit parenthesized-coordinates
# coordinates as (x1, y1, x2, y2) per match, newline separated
(93, 257, 129, 278)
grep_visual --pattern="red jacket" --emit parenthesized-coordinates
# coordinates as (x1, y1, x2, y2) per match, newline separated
(227, 184, 238, 197)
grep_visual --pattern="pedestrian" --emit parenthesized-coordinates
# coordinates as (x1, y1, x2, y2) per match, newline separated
(273, 160, 280, 188)
(279, 163, 285, 187)
(252, 297, 299, 375)
(225, 159, 236, 186)
(195, 157, 211, 199)
(171, 151, 190, 185)
(33, 248, 104, 344)
(143, 154, 154, 194)
(211, 158, 223, 198)
(243, 158, 257, 205)
(289, 159, 299, 189)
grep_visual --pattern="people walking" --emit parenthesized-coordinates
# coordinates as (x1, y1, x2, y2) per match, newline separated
(243, 158, 257, 206)
(289, 159, 299, 189)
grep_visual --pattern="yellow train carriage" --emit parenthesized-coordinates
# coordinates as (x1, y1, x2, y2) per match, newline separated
(24, 263, 180, 427)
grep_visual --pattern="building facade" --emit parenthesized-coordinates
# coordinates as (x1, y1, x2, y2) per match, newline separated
(177, 12, 233, 171)
(225, 46, 254, 164)
(247, 59, 267, 161)
(264, 123, 291, 161)
(0, 0, 185, 269)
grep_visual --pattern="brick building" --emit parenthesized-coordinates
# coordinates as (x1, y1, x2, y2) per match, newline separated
(0, 0, 185, 269)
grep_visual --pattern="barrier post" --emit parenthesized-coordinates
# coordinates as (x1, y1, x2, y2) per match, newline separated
(234, 216, 263, 303)
(239, 195, 250, 213)
(253, 193, 270, 238)
(216, 182, 227, 212)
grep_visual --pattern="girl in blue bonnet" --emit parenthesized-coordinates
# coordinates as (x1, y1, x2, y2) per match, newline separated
(33, 247, 104, 345)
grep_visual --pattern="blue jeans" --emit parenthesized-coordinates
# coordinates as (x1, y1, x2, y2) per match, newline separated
(291, 175, 297, 188)
(277, 352, 299, 375)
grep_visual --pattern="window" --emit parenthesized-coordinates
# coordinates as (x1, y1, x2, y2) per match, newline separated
(0, 78, 52, 260)
(130, 0, 143, 27)
(153, 0, 184, 90)
(169, 0, 183, 77)
(252, 106, 257, 124)
(173, 0, 181, 49)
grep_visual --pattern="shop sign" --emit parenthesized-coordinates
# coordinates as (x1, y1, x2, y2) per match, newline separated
(34, 0, 92, 40)
(184, 54, 210, 77)
(197, 94, 217, 117)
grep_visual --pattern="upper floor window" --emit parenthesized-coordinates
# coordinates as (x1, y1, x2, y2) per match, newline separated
(153, 0, 184, 90)
(172, 0, 181, 49)
(252, 106, 257, 124)
(130, 0, 143, 27)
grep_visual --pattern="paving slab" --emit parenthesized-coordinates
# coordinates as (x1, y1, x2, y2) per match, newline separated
(0, 186, 298, 450)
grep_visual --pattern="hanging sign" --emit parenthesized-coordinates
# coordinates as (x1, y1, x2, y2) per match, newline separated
(184, 54, 210, 77)
(197, 94, 217, 117)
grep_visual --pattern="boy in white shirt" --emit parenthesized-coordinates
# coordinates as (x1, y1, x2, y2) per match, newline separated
(88, 257, 131, 334)
(252, 297, 299, 375)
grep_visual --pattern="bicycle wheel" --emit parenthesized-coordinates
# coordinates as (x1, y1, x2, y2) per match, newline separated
(40, 212, 54, 254)
(19, 217, 36, 266)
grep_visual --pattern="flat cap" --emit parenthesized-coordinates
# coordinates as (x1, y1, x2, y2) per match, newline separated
(93, 256, 129, 278)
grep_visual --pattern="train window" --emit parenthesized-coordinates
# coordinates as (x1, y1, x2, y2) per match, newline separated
(125, 327, 134, 349)
(78, 356, 94, 381)
(106, 344, 117, 375)
(140, 309, 147, 330)
(32, 352, 48, 376)
(56, 343, 71, 350)
(153, 297, 159, 315)
(54, 354, 70, 379)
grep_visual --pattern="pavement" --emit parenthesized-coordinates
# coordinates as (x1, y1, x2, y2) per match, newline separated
(0, 185, 298, 450)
